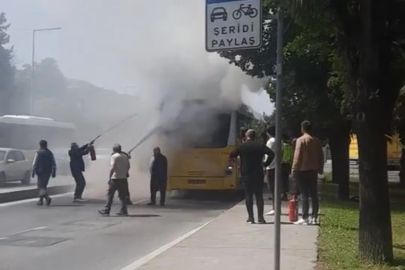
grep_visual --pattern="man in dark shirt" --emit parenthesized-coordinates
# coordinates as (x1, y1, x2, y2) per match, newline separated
(32, 140, 56, 206)
(229, 129, 274, 224)
(69, 141, 93, 202)
(147, 147, 168, 206)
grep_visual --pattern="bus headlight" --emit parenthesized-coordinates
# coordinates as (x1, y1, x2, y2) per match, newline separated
(225, 166, 233, 176)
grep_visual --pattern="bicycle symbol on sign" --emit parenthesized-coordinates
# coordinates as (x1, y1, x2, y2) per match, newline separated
(232, 4, 258, 20)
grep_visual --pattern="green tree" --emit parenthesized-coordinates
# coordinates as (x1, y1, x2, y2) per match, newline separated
(287, 0, 405, 263)
(10, 64, 31, 115)
(13, 58, 67, 115)
(220, 2, 352, 199)
(34, 58, 67, 99)
(0, 12, 15, 115)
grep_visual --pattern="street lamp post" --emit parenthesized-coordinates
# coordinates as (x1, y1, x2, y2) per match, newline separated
(30, 27, 62, 115)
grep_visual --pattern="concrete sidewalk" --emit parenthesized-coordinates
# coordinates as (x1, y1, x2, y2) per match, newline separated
(138, 202, 319, 270)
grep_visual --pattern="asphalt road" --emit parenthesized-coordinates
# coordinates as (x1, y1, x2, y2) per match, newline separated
(0, 163, 240, 270)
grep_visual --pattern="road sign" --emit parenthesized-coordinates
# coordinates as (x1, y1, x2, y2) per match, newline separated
(206, 0, 262, 52)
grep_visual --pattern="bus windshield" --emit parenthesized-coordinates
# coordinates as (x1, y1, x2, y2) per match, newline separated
(192, 113, 231, 148)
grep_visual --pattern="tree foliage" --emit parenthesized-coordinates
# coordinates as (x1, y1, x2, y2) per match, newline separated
(283, 0, 405, 263)
(0, 12, 15, 115)
(220, 0, 351, 198)
(220, 0, 405, 264)
(12, 58, 140, 145)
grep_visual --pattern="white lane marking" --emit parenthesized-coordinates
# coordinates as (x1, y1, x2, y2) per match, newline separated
(9, 226, 47, 236)
(131, 199, 147, 205)
(0, 226, 48, 239)
(0, 192, 74, 207)
(25, 241, 36, 244)
(120, 218, 216, 270)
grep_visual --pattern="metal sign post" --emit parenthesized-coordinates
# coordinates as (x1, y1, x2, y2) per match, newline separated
(205, 2, 283, 269)
(274, 8, 284, 270)
(206, 0, 263, 52)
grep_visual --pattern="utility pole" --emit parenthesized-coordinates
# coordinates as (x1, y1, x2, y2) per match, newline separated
(30, 27, 62, 115)
(274, 8, 284, 270)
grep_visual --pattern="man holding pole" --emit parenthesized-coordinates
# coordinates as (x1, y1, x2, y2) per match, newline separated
(69, 141, 93, 202)
(99, 144, 130, 216)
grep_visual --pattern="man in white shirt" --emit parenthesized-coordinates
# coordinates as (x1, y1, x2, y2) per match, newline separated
(98, 144, 130, 216)
(265, 126, 283, 216)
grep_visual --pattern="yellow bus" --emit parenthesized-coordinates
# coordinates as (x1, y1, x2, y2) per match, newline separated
(165, 100, 262, 191)
(349, 134, 402, 170)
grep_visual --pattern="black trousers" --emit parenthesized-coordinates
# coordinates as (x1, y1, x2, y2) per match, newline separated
(281, 163, 291, 194)
(150, 179, 167, 204)
(297, 170, 319, 219)
(241, 175, 264, 219)
(104, 179, 129, 213)
(72, 170, 86, 199)
(37, 174, 51, 200)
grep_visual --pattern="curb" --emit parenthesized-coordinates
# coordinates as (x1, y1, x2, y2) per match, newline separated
(0, 185, 74, 204)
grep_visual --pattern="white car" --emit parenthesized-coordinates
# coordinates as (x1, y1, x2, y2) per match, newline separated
(0, 148, 32, 185)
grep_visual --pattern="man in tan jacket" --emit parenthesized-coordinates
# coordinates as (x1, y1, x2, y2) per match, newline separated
(292, 121, 324, 225)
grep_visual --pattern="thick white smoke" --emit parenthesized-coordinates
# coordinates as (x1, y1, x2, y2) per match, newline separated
(26, 0, 265, 196)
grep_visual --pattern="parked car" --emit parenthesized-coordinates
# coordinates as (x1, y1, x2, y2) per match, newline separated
(0, 148, 32, 185)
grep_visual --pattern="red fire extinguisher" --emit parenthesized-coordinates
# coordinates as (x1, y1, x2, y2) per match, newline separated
(289, 195, 299, 222)
(89, 144, 96, 161)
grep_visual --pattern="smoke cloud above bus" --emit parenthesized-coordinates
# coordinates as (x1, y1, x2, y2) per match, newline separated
(5, 0, 267, 196)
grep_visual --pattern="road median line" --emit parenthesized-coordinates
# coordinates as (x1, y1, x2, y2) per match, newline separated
(0, 185, 74, 204)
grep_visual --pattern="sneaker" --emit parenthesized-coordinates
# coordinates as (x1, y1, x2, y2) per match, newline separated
(46, 197, 52, 206)
(98, 210, 110, 216)
(309, 217, 318, 225)
(294, 218, 309, 225)
(265, 210, 275, 216)
(147, 202, 156, 206)
(246, 218, 255, 224)
(258, 217, 267, 224)
(37, 200, 43, 206)
(160, 202, 165, 206)
(73, 198, 86, 203)
(116, 212, 129, 216)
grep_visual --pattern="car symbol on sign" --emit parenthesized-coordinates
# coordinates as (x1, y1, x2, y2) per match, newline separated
(210, 7, 228, 22)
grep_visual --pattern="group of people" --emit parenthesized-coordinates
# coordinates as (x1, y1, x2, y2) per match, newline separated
(31, 120, 322, 222)
(31, 140, 169, 216)
(229, 120, 324, 225)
